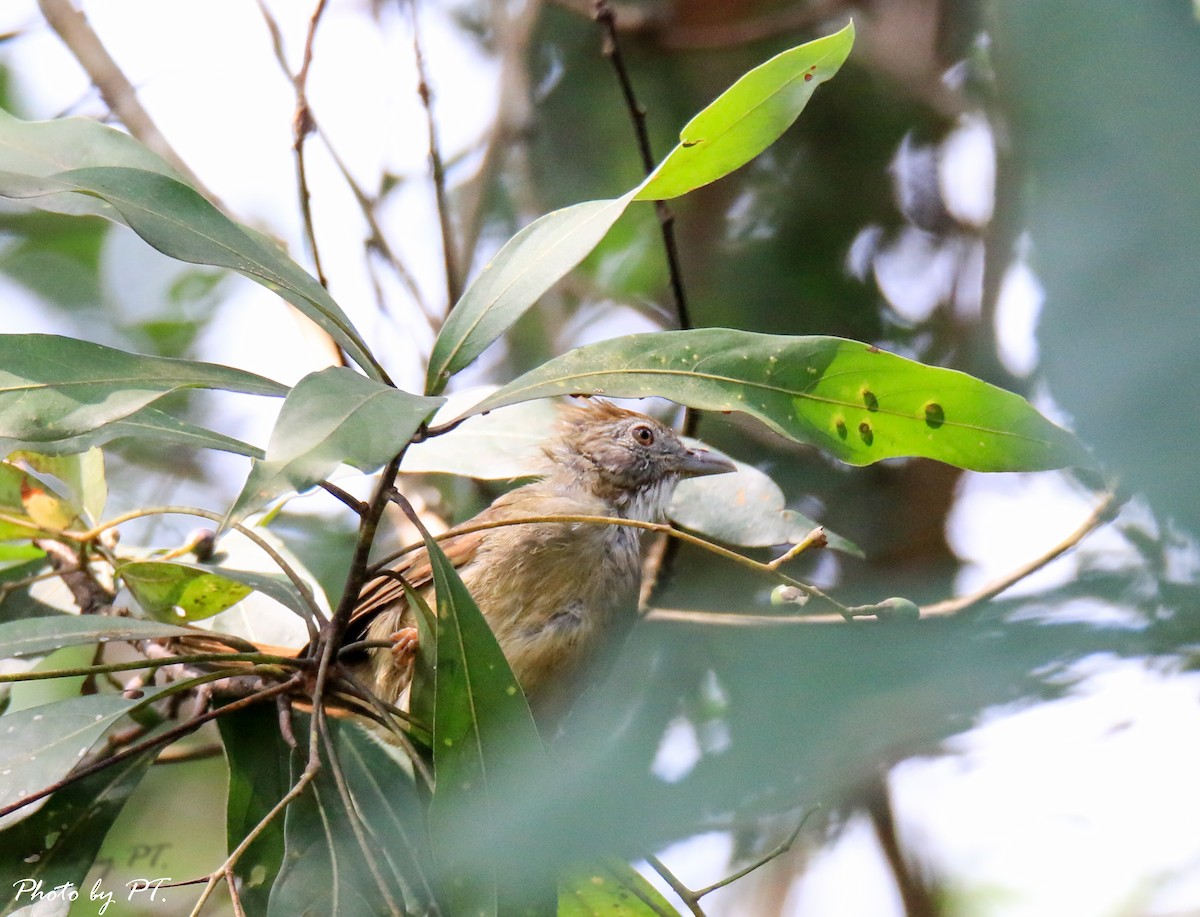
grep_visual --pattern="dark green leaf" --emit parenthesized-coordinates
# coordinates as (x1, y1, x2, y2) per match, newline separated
(467, 330, 1090, 472)
(418, 528, 550, 915)
(226, 367, 443, 527)
(427, 191, 638, 394)
(636, 22, 855, 201)
(0, 749, 155, 914)
(0, 689, 163, 829)
(218, 704, 291, 917)
(268, 714, 435, 917)
(0, 615, 200, 659)
(0, 333, 286, 445)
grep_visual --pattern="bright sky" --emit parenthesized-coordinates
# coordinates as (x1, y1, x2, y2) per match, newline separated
(2, 3, 1197, 914)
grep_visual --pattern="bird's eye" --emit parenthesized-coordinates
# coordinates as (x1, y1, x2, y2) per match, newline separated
(631, 424, 656, 446)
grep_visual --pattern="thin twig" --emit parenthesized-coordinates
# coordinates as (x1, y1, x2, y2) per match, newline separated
(649, 489, 1123, 626)
(185, 708, 319, 917)
(368, 511, 852, 618)
(0, 652, 300, 685)
(0, 672, 302, 822)
(319, 479, 368, 515)
(405, 0, 461, 308)
(920, 489, 1121, 617)
(645, 855, 706, 917)
(647, 807, 817, 914)
(593, 0, 691, 337)
(36, 0, 219, 206)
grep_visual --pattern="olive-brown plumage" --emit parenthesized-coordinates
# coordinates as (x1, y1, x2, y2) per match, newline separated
(350, 399, 734, 722)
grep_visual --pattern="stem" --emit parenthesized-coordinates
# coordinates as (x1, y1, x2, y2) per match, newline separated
(369, 511, 852, 617)
(920, 489, 1121, 617)
(0, 652, 300, 685)
(405, 0, 460, 308)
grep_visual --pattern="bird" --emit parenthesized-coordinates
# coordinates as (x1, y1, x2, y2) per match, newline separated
(344, 398, 735, 725)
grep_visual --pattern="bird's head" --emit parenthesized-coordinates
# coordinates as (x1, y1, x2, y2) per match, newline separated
(544, 399, 735, 520)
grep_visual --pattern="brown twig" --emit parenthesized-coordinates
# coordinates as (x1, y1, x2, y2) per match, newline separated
(646, 808, 817, 914)
(255, 0, 332, 289)
(0, 672, 302, 823)
(649, 488, 1123, 626)
(920, 489, 1121, 618)
(593, 0, 698, 606)
(405, 0, 461, 308)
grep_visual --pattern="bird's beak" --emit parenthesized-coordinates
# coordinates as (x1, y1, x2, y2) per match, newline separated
(678, 446, 737, 478)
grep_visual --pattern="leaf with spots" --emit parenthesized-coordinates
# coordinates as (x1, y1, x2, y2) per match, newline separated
(0, 748, 156, 912)
(559, 859, 677, 915)
(464, 330, 1091, 472)
(0, 689, 164, 830)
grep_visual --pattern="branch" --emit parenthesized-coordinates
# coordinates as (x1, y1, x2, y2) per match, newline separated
(36, 0, 220, 205)
(646, 807, 816, 914)
(405, 0, 460, 308)
(368, 510, 853, 619)
(920, 488, 1121, 618)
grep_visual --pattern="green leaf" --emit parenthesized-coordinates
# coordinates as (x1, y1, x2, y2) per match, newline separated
(426, 191, 638, 394)
(0, 120, 384, 380)
(226, 367, 443, 528)
(0, 108, 179, 219)
(0, 333, 286, 446)
(0, 615, 204, 659)
(218, 705, 291, 917)
(466, 330, 1090, 472)
(559, 860, 678, 916)
(636, 21, 855, 201)
(416, 528, 549, 915)
(118, 560, 253, 622)
(268, 714, 435, 916)
(0, 689, 163, 829)
(0, 749, 155, 914)
(672, 455, 861, 555)
(119, 559, 314, 624)
(11, 406, 265, 460)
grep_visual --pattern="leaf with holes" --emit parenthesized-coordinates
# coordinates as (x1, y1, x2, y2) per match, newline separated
(465, 329, 1090, 472)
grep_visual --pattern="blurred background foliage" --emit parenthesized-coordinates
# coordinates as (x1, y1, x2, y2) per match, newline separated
(1, 0, 1199, 914)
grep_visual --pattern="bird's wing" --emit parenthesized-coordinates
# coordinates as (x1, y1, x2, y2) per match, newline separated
(347, 525, 487, 626)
